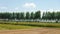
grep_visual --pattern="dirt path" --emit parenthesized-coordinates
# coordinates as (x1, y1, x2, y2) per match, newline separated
(0, 28, 60, 34)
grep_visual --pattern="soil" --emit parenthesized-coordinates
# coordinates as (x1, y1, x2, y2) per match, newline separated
(0, 27, 60, 34)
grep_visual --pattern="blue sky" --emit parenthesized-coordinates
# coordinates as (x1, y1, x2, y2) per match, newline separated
(0, 0, 60, 12)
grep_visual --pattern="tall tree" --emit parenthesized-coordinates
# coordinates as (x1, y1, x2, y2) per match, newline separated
(55, 12, 60, 20)
(20, 12, 24, 19)
(42, 12, 46, 19)
(25, 12, 30, 19)
(30, 12, 34, 19)
(12, 12, 16, 19)
(16, 13, 20, 19)
(34, 11, 41, 19)
(51, 12, 55, 20)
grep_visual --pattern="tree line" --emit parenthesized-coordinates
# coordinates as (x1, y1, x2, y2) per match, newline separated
(0, 11, 60, 20)
(42, 12, 60, 20)
(0, 11, 40, 20)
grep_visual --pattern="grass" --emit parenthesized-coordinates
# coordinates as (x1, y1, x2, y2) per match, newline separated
(0, 24, 37, 30)
(5, 21, 60, 27)
(0, 21, 60, 30)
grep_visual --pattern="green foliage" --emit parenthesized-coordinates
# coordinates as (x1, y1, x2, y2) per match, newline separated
(25, 12, 30, 19)
(34, 11, 41, 19)
(0, 11, 60, 20)
(42, 11, 60, 20)
(30, 12, 34, 19)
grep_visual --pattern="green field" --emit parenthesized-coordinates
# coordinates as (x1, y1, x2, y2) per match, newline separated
(0, 21, 60, 30)
(0, 24, 37, 30)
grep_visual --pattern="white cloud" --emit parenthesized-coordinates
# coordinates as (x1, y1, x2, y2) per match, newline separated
(0, 7, 7, 9)
(23, 3, 36, 8)
(14, 7, 19, 10)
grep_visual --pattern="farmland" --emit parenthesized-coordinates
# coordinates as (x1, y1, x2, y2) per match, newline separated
(0, 21, 60, 34)
(0, 21, 60, 30)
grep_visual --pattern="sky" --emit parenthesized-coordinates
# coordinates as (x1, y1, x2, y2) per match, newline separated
(0, 0, 60, 12)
